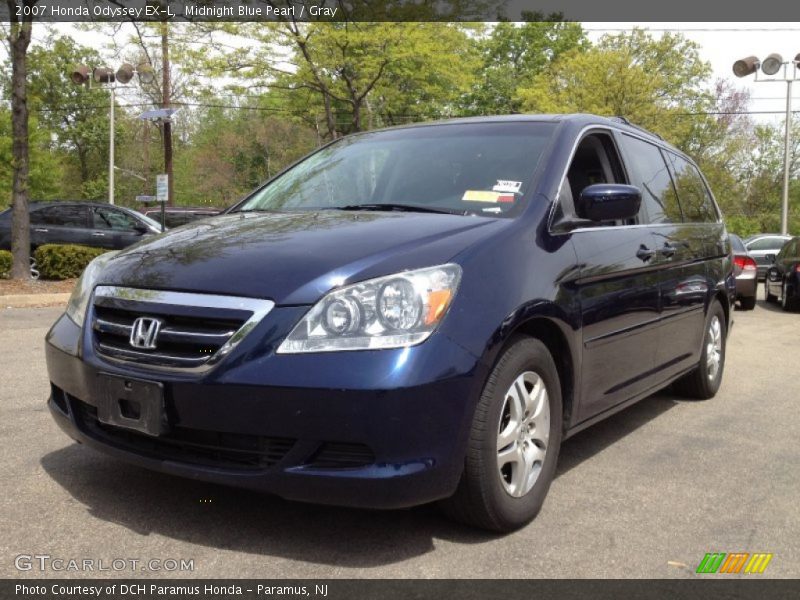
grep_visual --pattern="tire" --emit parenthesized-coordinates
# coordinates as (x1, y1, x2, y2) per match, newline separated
(673, 300, 726, 400)
(440, 336, 562, 532)
(765, 280, 777, 303)
(739, 295, 756, 311)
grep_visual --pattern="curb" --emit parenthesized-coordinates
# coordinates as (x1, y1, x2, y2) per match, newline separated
(2, 293, 71, 309)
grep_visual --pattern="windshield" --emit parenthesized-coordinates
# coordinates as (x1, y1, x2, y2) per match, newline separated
(235, 122, 557, 217)
(136, 211, 165, 231)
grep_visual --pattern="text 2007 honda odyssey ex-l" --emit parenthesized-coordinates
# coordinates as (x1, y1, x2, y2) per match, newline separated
(46, 115, 734, 531)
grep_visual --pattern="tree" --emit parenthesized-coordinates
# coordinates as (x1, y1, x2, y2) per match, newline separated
(23, 34, 112, 196)
(516, 29, 711, 146)
(0, 107, 62, 203)
(174, 105, 317, 206)
(181, 20, 481, 139)
(462, 17, 586, 115)
(3, 0, 36, 279)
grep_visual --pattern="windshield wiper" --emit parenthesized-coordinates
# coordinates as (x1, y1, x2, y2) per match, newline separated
(325, 203, 463, 215)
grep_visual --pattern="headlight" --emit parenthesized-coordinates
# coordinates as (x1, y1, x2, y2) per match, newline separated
(277, 264, 462, 353)
(65, 252, 118, 327)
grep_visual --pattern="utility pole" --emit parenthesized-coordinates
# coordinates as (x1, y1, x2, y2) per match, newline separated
(161, 21, 174, 206)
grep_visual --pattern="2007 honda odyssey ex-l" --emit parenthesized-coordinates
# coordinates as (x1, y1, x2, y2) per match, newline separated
(45, 115, 734, 531)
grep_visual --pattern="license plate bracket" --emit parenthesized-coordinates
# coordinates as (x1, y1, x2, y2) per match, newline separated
(96, 374, 166, 437)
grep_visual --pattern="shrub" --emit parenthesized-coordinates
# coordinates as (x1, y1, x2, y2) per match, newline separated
(33, 244, 108, 280)
(0, 250, 10, 279)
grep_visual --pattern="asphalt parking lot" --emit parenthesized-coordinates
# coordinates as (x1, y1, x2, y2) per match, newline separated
(1, 296, 798, 579)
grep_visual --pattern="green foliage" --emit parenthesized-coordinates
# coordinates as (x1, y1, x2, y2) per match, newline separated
(0, 250, 11, 279)
(0, 107, 64, 205)
(725, 215, 765, 238)
(25, 34, 120, 198)
(188, 22, 481, 138)
(174, 108, 317, 206)
(33, 244, 107, 280)
(516, 30, 712, 147)
(463, 19, 587, 115)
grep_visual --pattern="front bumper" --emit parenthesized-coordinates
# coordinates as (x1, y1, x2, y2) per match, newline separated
(45, 312, 486, 509)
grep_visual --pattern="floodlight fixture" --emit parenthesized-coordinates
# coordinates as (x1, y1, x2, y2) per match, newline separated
(761, 53, 784, 76)
(732, 56, 759, 78)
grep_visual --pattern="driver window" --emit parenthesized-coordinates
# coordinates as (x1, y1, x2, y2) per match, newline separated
(93, 207, 138, 231)
(557, 132, 630, 225)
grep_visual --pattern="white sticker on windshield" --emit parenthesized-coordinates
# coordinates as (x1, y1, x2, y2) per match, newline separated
(492, 180, 522, 193)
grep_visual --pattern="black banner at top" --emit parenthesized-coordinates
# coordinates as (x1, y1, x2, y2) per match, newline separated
(0, 0, 793, 23)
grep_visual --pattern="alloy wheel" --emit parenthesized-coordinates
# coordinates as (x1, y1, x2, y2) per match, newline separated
(496, 371, 550, 497)
(706, 315, 722, 382)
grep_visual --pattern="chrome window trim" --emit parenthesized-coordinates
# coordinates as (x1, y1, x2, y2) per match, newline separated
(92, 286, 275, 373)
(547, 123, 723, 235)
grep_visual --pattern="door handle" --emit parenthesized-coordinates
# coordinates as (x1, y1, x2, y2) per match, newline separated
(659, 243, 677, 259)
(92, 232, 106, 237)
(636, 245, 655, 262)
(34, 228, 48, 233)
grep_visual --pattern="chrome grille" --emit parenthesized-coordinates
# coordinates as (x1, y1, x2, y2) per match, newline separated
(91, 286, 274, 372)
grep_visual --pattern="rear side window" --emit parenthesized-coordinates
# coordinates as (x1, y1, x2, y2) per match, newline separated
(666, 153, 718, 223)
(618, 134, 681, 224)
(747, 237, 787, 251)
(32, 205, 88, 227)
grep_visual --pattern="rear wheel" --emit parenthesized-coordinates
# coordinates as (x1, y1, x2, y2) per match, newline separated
(440, 337, 562, 532)
(781, 282, 797, 311)
(739, 295, 756, 311)
(673, 300, 726, 400)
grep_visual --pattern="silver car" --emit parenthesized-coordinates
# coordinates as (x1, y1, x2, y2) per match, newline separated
(745, 234, 792, 279)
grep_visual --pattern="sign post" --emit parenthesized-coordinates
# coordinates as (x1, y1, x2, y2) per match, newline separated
(156, 174, 169, 232)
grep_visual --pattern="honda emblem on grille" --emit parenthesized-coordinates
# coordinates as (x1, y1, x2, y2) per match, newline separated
(129, 317, 162, 350)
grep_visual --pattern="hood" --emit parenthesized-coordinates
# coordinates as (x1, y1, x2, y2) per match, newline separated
(98, 211, 506, 305)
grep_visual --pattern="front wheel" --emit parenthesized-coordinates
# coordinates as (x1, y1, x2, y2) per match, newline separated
(673, 300, 726, 400)
(765, 280, 777, 303)
(440, 337, 562, 532)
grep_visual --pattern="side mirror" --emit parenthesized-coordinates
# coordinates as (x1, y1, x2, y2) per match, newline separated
(576, 184, 642, 222)
(765, 253, 776, 263)
(133, 224, 149, 235)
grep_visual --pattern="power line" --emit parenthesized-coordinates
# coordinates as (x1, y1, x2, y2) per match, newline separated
(28, 101, 800, 119)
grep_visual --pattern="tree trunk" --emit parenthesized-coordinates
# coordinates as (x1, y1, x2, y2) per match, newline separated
(8, 4, 34, 280)
(322, 92, 337, 140)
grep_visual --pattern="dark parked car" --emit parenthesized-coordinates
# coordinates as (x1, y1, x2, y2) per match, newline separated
(45, 115, 734, 532)
(139, 206, 221, 229)
(744, 234, 791, 279)
(764, 236, 800, 311)
(0, 201, 161, 251)
(730, 234, 757, 310)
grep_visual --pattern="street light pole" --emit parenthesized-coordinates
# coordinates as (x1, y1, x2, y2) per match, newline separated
(70, 63, 155, 205)
(733, 53, 799, 235)
(782, 77, 793, 235)
(109, 85, 115, 205)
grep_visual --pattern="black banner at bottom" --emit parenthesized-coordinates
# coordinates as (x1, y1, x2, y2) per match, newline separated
(4, 579, 800, 600)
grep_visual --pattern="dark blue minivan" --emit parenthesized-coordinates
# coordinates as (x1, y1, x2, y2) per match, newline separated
(45, 115, 734, 531)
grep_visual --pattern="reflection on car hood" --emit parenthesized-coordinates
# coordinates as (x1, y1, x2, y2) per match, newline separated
(98, 211, 504, 305)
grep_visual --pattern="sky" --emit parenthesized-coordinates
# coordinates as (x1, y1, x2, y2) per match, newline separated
(31, 21, 800, 125)
(584, 23, 800, 123)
